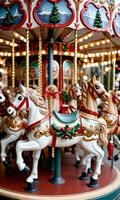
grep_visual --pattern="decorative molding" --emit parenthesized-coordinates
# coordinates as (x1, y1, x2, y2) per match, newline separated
(33, 0, 75, 29)
(80, 0, 110, 32)
(0, 0, 27, 30)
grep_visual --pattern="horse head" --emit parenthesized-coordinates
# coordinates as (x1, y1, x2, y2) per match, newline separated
(69, 83, 82, 100)
(101, 90, 120, 113)
(88, 76, 107, 99)
(7, 84, 29, 118)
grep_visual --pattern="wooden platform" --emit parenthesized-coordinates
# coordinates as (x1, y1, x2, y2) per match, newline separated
(0, 153, 120, 200)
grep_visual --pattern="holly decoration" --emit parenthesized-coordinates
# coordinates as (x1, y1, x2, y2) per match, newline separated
(52, 123, 80, 139)
(49, 3, 61, 24)
(94, 9, 102, 28)
(62, 90, 72, 103)
(3, 7, 14, 26)
(63, 44, 69, 52)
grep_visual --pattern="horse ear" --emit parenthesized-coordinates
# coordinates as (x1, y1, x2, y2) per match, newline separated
(91, 76, 96, 83)
(19, 84, 26, 95)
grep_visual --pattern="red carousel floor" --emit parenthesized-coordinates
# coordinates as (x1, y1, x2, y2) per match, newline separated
(0, 153, 120, 200)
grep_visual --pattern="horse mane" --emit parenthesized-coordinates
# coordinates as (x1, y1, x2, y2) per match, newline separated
(81, 81, 88, 108)
(26, 87, 49, 115)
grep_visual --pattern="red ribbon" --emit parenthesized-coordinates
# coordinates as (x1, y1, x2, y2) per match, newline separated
(45, 91, 61, 99)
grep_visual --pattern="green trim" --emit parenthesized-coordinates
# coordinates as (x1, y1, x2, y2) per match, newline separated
(53, 111, 78, 124)
(91, 187, 120, 200)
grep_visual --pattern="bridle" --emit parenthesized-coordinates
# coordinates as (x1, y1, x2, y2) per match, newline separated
(88, 82, 105, 98)
(9, 96, 29, 111)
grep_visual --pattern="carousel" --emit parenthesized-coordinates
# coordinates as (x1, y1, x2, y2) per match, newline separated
(0, 0, 120, 199)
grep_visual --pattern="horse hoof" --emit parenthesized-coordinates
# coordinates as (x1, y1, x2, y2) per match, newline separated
(33, 179, 39, 184)
(87, 177, 99, 188)
(75, 160, 82, 168)
(79, 172, 89, 180)
(88, 168, 93, 174)
(3, 160, 12, 171)
(114, 154, 119, 161)
(22, 166, 30, 174)
(25, 181, 39, 192)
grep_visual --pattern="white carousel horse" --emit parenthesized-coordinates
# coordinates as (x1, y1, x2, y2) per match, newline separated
(1, 110, 28, 168)
(0, 89, 28, 168)
(7, 78, 108, 191)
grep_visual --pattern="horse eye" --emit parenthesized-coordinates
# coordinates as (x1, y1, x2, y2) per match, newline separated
(0, 96, 2, 99)
(18, 96, 23, 100)
(95, 85, 100, 89)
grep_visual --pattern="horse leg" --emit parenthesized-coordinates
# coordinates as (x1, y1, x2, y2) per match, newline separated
(74, 144, 84, 167)
(26, 149, 41, 183)
(16, 140, 40, 173)
(1, 134, 18, 168)
(88, 143, 104, 188)
(25, 149, 41, 192)
(79, 152, 93, 180)
(79, 140, 104, 187)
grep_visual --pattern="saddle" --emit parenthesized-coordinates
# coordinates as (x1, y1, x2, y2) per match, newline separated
(53, 111, 79, 124)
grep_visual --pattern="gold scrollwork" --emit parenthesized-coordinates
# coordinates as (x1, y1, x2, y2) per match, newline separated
(34, 129, 50, 139)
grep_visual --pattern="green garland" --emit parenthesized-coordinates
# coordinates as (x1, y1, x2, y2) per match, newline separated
(62, 90, 72, 103)
(52, 123, 80, 139)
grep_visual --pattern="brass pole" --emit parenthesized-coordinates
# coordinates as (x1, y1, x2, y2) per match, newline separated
(26, 29, 30, 88)
(74, 29, 78, 83)
(12, 35, 15, 88)
(38, 29, 42, 95)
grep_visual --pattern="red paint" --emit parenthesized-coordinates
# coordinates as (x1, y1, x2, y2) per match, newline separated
(0, 155, 117, 195)
(107, 141, 114, 160)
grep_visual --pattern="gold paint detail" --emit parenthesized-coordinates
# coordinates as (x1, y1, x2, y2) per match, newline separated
(102, 113, 117, 127)
(34, 129, 50, 139)
(83, 124, 100, 138)
(5, 116, 25, 132)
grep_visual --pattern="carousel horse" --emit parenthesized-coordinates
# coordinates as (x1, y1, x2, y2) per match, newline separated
(7, 77, 108, 191)
(101, 90, 120, 135)
(100, 90, 120, 161)
(1, 110, 28, 168)
(0, 88, 28, 169)
(69, 79, 109, 180)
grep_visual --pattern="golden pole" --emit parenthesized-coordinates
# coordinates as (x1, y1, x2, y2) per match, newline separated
(101, 53, 104, 84)
(12, 34, 15, 88)
(108, 52, 111, 91)
(26, 29, 30, 88)
(74, 29, 78, 83)
(112, 53, 116, 90)
(38, 29, 42, 95)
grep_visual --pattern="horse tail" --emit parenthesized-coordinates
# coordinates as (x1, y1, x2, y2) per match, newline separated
(98, 118, 108, 146)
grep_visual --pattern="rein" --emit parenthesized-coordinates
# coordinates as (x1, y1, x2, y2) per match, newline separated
(27, 113, 51, 131)
(80, 106, 99, 116)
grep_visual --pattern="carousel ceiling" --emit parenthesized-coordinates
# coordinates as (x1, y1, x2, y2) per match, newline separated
(0, 0, 120, 62)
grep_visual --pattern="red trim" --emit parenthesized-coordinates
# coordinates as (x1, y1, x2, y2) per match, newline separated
(80, 106, 99, 116)
(80, 1, 110, 32)
(27, 113, 51, 131)
(0, 0, 27, 30)
(113, 11, 120, 38)
(51, 128, 57, 147)
(33, 0, 75, 29)
(24, 0, 33, 29)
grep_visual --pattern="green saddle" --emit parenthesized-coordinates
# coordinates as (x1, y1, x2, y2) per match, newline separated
(53, 111, 79, 124)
